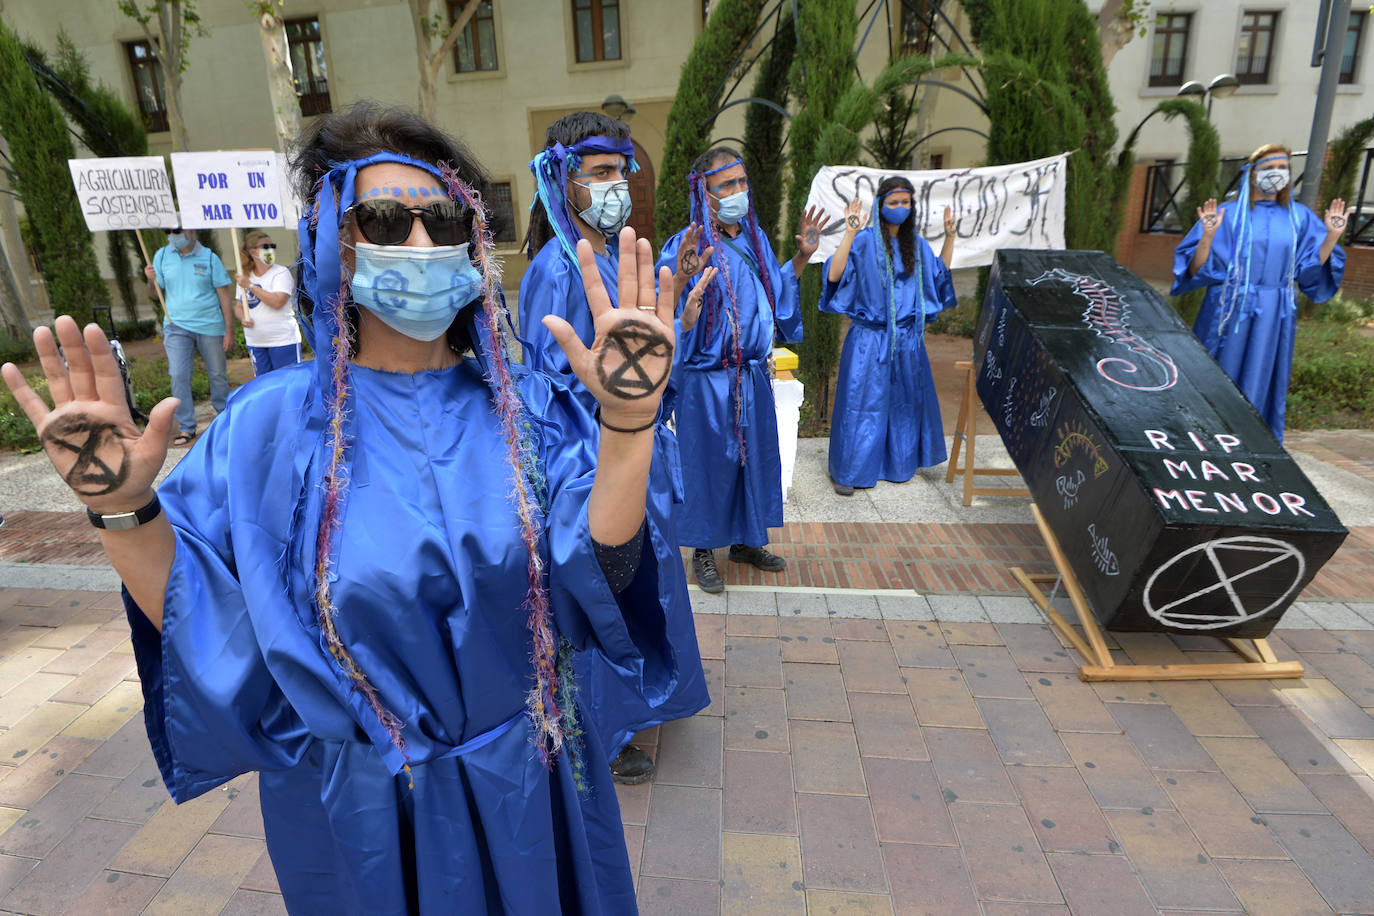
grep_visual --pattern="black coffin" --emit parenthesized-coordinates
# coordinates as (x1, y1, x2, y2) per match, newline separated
(974, 249, 1347, 638)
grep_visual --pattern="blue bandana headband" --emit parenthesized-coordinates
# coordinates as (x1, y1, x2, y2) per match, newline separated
(528, 136, 638, 263)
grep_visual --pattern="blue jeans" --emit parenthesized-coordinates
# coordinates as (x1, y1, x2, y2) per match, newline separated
(248, 343, 301, 376)
(163, 321, 228, 434)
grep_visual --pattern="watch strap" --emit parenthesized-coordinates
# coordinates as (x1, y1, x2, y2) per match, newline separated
(87, 494, 161, 531)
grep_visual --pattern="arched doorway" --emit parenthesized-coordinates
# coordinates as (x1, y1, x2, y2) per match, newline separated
(627, 140, 656, 243)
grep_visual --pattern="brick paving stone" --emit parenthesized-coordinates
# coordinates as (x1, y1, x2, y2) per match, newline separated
(1060, 733, 1171, 811)
(219, 889, 289, 916)
(1273, 629, 1346, 654)
(1296, 601, 1372, 630)
(1239, 705, 1364, 774)
(826, 594, 881, 619)
(994, 624, 1076, 674)
(978, 903, 1069, 915)
(48, 654, 138, 707)
(782, 663, 851, 721)
(927, 595, 989, 623)
(37, 627, 125, 674)
(952, 646, 1035, 700)
(885, 621, 955, 668)
(688, 588, 726, 616)
(239, 849, 280, 893)
(91, 754, 172, 825)
(0, 816, 140, 916)
(209, 774, 264, 839)
(861, 756, 954, 846)
(777, 617, 838, 664)
(1046, 852, 1158, 916)
(938, 621, 1002, 645)
(902, 668, 984, 729)
(837, 640, 906, 694)
(831, 619, 888, 641)
(623, 824, 643, 879)
(776, 592, 828, 618)
(1026, 673, 1120, 733)
(881, 842, 977, 916)
(694, 614, 724, 660)
(61, 870, 164, 916)
(615, 776, 650, 827)
(804, 889, 895, 914)
(1090, 676, 1167, 706)
(0, 810, 21, 835)
(1265, 813, 1374, 913)
(1208, 669, 1286, 707)
(1006, 765, 1118, 855)
(108, 786, 234, 877)
(849, 692, 927, 760)
(1196, 737, 1327, 815)
(700, 661, 723, 717)
(72, 716, 153, 779)
(637, 876, 720, 915)
(1213, 858, 1334, 916)
(0, 673, 74, 730)
(948, 803, 1061, 904)
(61, 681, 142, 741)
(722, 749, 795, 835)
(1157, 771, 1287, 859)
(0, 735, 100, 809)
(724, 686, 788, 753)
(978, 596, 1043, 625)
(1301, 650, 1374, 709)
(1334, 737, 1374, 778)
(640, 785, 721, 881)
(1103, 808, 1241, 911)
(923, 727, 1016, 805)
(1300, 773, 1374, 855)
(1152, 681, 1259, 738)
(1273, 606, 1323, 628)
(0, 772, 116, 858)
(789, 720, 865, 795)
(0, 854, 37, 900)
(1107, 702, 1220, 772)
(655, 715, 723, 788)
(142, 833, 266, 916)
(0, 648, 64, 696)
(797, 794, 885, 893)
(725, 636, 782, 688)
(977, 698, 1070, 766)
(726, 591, 778, 617)
(1282, 678, 1374, 739)
(720, 832, 805, 916)
(726, 613, 777, 637)
(876, 594, 933, 621)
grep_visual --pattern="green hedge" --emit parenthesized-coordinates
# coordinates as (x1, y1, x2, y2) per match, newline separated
(1287, 321, 1374, 430)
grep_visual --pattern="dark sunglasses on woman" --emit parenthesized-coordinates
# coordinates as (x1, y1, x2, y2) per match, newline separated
(347, 198, 472, 247)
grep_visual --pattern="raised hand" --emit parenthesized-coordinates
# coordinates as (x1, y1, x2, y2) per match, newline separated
(681, 266, 719, 332)
(544, 227, 675, 430)
(675, 222, 713, 281)
(842, 197, 868, 233)
(795, 205, 826, 259)
(1196, 199, 1221, 236)
(1324, 198, 1348, 235)
(943, 206, 957, 237)
(1, 317, 177, 513)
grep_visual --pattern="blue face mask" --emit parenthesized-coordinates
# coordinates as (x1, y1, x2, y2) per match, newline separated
(574, 179, 632, 234)
(880, 205, 911, 226)
(714, 190, 750, 226)
(1255, 167, 1289, 195)
(350, 241, 482, 342)
(168, 232, 190, 251)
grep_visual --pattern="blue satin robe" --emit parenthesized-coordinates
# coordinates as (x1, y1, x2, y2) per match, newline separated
(656, 229, 802, 549)
(821, 232, 956, 487)
(126, 360, 679, 914)
(517, 241, 708, 757)
(1171, 199, 1344, 441)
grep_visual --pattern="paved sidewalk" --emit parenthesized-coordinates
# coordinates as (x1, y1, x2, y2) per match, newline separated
(0, 421, 1371, 913)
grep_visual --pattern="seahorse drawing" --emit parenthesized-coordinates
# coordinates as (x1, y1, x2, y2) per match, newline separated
(1028, 268, 1178, 392)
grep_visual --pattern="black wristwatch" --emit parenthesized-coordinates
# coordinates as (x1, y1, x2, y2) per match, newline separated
(87, 494, 161, 530)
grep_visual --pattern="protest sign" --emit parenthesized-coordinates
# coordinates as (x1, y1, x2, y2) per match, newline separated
(67, 156, 178, 231)
(803, 154, 1067, 269)
(170, 150, 287, 229)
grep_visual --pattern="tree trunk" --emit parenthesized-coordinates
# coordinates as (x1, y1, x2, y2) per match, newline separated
(0, 233, 33, 340)
(158, 0, 191, 151)
(257, 10, 301, 152)
(1097, 0, 1136, 68)
(411, 0, 480, 122)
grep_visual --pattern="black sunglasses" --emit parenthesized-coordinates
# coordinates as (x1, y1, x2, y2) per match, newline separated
(256, 242, 277, 250)
(347, 198, 471, 247)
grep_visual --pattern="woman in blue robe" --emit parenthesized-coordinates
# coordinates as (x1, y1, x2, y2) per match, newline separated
(1171, 143, 1347, 442)
(820, 177, 957, 494)
(0, 103, 683, 914)
(518, 112, 709, 781)
(655, 146, 823, 593)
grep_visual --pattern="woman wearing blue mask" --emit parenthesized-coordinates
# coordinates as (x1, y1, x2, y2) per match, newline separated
(821, 176, 958, 496)
(1172, 143, 1347, 442)
(1, 102, 682, 914)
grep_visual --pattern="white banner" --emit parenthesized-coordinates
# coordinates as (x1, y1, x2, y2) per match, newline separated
(67, 156, 178, 232)
(803, 153, 1068, 269)
(170, 150, 287, 229)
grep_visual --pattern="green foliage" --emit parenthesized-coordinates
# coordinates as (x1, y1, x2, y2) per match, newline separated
(0, 368, 46, 452)
(129, 354, 210, 415)
(116, 0, 207, 76)
(1317, 116, 1374, 221)
(742, 12, 796, 250)
(0, 329, 35, 364)
(1287, 321, 1374, 430)
(0, 19, 107, 326)
(1115, 98, 1218, 237)
(1310, 293, 1374, 325)
(654, 0, 768, 241)
(928, 297, 980, 338)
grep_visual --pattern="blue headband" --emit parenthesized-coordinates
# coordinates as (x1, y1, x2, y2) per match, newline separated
(704, 157, 743, 177)
(528, 136, 637, 263)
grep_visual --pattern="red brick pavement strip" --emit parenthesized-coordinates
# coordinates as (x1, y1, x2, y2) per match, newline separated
(7, 510, 1374, 601)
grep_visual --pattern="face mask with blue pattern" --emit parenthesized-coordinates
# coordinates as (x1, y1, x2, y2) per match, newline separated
(350, 241, 481, 342)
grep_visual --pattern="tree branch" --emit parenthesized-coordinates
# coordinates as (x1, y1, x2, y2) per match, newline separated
(433, 0, 480, 71)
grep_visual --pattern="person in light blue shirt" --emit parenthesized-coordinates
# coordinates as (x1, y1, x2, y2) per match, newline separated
(143, 226, 234, 445)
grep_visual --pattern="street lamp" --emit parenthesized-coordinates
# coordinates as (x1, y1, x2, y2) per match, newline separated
(1177, 73, 1239, 118)
(600, 94, 636, 120)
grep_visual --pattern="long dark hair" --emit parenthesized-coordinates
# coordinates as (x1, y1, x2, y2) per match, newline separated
(290, 101, 492, 355)
(523, 111, 631, 257)
(876, 175, 916, 276)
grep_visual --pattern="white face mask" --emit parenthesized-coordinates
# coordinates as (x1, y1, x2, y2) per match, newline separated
(1255, 167, 1290, 195)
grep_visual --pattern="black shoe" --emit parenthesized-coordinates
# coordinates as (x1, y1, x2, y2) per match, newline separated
(693, 549, 725, 593)
(833, 482, 855, 496)
(729, 544, 787, 572)
(610, 744, 655, 785)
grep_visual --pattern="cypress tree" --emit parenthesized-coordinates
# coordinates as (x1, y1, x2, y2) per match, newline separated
(1318, 117, 1374, 217)
(742, 12, 795, 251)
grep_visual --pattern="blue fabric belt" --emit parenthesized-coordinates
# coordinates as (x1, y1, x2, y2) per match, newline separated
(435, 710, 526, 761)
(851, 316, 917, 331)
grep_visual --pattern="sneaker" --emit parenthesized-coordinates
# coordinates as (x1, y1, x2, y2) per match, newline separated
(833, 482, 855, 496)
(610, 744, 655, 785)
(728, 544, 787, 572)
(693, 548, 725, 593)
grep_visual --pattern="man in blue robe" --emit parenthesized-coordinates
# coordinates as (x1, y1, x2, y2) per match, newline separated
(657, 147, 824, 593)
(518, 112, 709, 784)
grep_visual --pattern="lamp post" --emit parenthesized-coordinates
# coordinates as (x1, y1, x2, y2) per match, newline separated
(600, 94, 636, 121)
(1176, 73, 1240, 118)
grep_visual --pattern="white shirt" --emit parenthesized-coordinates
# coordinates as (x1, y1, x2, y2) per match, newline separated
(242, 263, 301, 348)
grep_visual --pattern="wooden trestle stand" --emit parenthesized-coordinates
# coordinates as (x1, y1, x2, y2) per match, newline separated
(946, 360, 1030, 506)
(1010, 504, 1303, 682)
